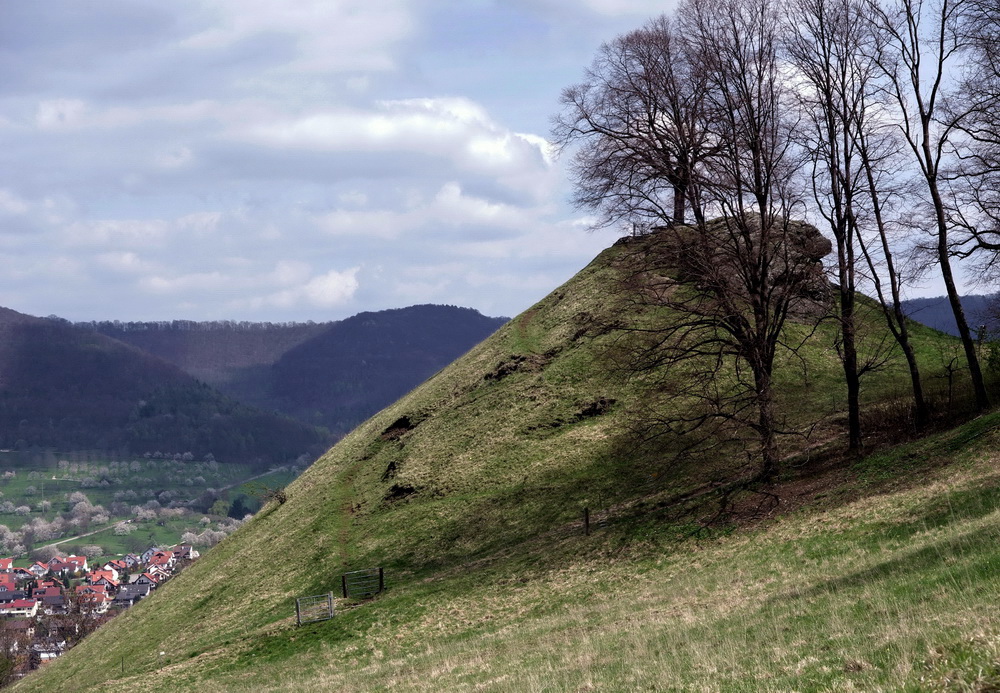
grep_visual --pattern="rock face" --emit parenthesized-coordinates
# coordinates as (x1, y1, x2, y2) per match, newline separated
(651, 215, 832, 312)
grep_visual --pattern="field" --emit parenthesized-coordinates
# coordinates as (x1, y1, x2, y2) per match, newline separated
(0, 450, 301, 564)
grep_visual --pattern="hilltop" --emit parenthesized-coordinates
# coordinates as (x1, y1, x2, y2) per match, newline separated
(14, 234, 1000, 691)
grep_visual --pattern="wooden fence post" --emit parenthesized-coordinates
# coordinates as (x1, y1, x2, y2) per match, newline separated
(584, 507, 590, 536)
(341, 574, 348, 599)
(378, 567, 384, 594)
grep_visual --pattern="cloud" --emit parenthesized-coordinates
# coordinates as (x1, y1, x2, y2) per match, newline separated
(65, 219, 171, 249)
(0, 1, 647, 323)
(35, 99, 88, 130)
(180, 0, 414, 73)
(0, 190, 29, 216)
(314, 181, 535, 239)
(97, 251, 157, 275)
(579, 0, 674, 14)
(514, 0, 675, 19)
(235, 97, 553, 182)
(248, 267, 361, 310)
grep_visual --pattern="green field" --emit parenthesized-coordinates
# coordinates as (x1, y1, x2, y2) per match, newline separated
(0, 451, 302, 565)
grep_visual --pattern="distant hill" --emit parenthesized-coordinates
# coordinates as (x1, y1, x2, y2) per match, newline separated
(85, 319, 331, 386)
(0, 310, 328, 467)
(265, 305, 509, 434)
(900, 294, 997, 336)
(87, 305, 508, 435)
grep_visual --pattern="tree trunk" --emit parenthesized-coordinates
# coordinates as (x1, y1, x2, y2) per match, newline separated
(840, 286, 862, 452)
(929, 175, 990, 411)
(754, 366, 779, 481)
(672, 179, 687, 226)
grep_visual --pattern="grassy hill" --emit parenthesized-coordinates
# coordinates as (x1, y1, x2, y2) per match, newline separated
(14, 236, 1000, 692)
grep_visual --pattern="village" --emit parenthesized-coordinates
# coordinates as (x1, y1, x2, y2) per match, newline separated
(0, 545, 199, 675)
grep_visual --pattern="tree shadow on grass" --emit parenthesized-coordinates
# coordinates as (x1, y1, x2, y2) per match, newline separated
(768, 522, 1000, 606)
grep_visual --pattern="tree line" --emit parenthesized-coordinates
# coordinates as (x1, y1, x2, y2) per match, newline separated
(554, 0, 1000, 479)
(69, 319, 332, 333)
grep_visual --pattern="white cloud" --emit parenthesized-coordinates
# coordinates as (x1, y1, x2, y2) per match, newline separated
(252, 267, 361, 309)
(66, 219, 170, 249)
(314, 182, 533, 239)
(268, 260, 311, 286)
(0, 2, 651, 322)
(236, 97, 554, 183)
(181, 0, 414, 73)
(141, 271, 230, 294)
(97, 252, 157, 275)
(0, 190, 29, 216)
(177, 212, 222, 235)
(302, 268, 360, 307)
(581, 0, 673, 14)
(521, 0, 675, 18)
(155, 146, 194, 169)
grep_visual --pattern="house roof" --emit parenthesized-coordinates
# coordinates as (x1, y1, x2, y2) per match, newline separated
(118, 584, 150, 596)
(75, 584, 107, 594)
(0, 558, 12, 570)
(1, 599, 36, 610)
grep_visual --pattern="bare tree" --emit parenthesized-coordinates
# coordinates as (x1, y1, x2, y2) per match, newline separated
(671, 0, 826, 478)
(946, 2, 1000, 279)
(613, 216, 831, 481)
(786, 0, 873, 450)
(854, 116, 932, 428)
(583, 0, 829, 482)
(866, 0, 990, 410)
(786, 0, 931, 443)
(553, 15, 713, 229)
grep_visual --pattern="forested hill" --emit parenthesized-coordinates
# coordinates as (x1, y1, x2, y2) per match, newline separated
(900, 294, 997, 336)
(84, 319, 332, 386)
(264, 304, 509, 434)
(0, 309, 329, 466)
(81, 305, 508, 436)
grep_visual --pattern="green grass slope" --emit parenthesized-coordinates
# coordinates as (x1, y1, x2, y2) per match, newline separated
(15, 238, 997, 692)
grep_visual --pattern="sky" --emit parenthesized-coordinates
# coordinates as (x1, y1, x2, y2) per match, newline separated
(0, 0, 972, 326)
(0, 0, 681, 323)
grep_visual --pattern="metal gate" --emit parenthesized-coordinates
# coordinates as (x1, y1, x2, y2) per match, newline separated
(341, 568, 384, 600)
(295, 592, 334, 626)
